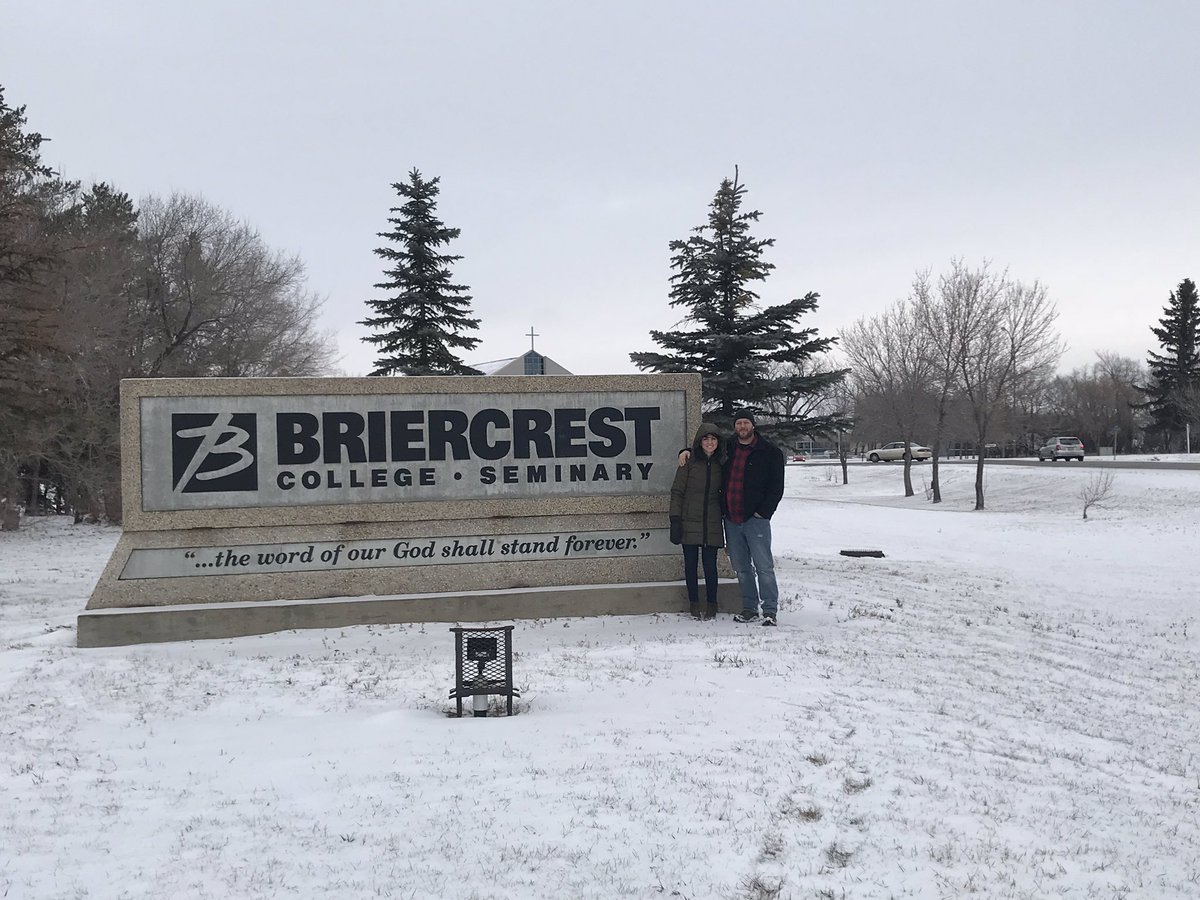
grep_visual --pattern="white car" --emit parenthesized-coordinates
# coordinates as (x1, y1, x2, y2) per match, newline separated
(1037, 436, 1085, 462)
(867, 442, 933, 463)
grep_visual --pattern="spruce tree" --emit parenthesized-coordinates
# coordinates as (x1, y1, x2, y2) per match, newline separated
(0, 87, 73, 518)
(360, 169, 481, 376)
(1140, 277, 1200, 448)
(0, 86, 57, 286)
(630, 170, 846, 442)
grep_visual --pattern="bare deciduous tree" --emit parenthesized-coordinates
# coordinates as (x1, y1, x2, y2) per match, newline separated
(824, 369, 857, 484)
(947, 262, 1063, 509)
(760, 357, 842, 425)
(1045, 353, 1147, 455)
(841, 299, 935, 497)
(1080, 471, 1115, 519)
(135, 193, 337, 378)
(2, 87, 340, 524)
(913, 264, 975, 503)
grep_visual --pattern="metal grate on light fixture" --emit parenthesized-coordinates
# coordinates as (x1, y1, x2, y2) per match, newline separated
(449, 625, 519, 717)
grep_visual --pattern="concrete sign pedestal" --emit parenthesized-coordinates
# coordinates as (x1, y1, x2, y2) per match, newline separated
(84, 374, 719, 646)
(78, 579, 743, 648)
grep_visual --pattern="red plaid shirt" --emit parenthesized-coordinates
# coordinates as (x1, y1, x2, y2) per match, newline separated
(725, 436, 757, 523)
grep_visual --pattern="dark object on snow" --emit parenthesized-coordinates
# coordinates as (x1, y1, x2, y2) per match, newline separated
(449, 625, 519, 717)
(0, 500, 18, 532)
(840, 549, 885, 558)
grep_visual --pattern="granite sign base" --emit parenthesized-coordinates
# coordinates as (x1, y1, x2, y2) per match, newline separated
(76, 579, 744, 648)
(83, 373, 711, 648)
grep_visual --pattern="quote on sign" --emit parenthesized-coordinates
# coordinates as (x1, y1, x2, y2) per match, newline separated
(120, 529, 674, 580)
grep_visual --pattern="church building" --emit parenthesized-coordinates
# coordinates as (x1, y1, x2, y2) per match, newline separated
(471, 329, 572, 375)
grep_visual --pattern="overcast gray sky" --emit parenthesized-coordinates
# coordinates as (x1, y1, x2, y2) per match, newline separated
(6, 1, 1199, 376)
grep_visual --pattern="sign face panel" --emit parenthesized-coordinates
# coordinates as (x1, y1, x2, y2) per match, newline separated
(119, 527, 673, 579)
(140, 389, 687, 511)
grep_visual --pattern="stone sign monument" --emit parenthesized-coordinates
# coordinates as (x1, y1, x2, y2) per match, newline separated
(79, 373, 735, 646)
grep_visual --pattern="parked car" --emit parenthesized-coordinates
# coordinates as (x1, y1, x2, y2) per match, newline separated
(788, 454, 807, 463)
(866, 442, 933, 463)
(1037, 436, 1085, 462)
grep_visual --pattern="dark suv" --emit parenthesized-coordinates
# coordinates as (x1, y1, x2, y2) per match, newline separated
(1037, 436, 1085, 462)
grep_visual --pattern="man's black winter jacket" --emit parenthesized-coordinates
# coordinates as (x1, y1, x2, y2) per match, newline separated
(722, 432, 786, 521)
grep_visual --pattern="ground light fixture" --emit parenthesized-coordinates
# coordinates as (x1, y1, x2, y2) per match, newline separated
(449, 625, 519, 717)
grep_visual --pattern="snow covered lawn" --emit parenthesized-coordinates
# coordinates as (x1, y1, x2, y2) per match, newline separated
(1, 462, 1197, 899)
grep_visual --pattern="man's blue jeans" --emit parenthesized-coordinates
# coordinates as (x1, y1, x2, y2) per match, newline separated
(724, 516, 778, 615)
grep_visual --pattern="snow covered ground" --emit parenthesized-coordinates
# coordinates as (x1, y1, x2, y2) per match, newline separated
(1, 460, 1197, 899)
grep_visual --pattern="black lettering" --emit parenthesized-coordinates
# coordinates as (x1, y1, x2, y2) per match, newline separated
(277, 413, 319, 464)
(394, 468, 413, 487)
(570, 463, 587, 481)
(428, 410, 470, 461)
(469, 408, 511, 460)
(367, 411, 387, 462)
(616, 463, 632, 480)
(420, 468, 435, 485)
(587, 407, 626, 457)
(390, 411, 426, 461)
(281, 404, 661, 470)
(553, 408, 587, 458)
(624, 407, 660, 455)
(503, 465, 519, 483)
(322, 412, 366, 463)
(512, 409, 553, 459)
(277, 471, 295, 490)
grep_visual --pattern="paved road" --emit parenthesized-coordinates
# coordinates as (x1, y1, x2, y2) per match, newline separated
(943, 457, 1200, 471)
(800, 457, 1200, 471)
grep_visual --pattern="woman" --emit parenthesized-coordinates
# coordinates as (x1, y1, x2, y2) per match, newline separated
(669, 423, 726, 620)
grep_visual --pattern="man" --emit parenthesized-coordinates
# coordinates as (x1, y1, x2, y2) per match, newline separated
(722, 409, 786, 625)
(681, 409, 786, 625)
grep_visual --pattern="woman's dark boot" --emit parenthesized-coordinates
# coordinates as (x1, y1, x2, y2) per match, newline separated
(689, 602, 701, 619)
(704, 602, 718, 620)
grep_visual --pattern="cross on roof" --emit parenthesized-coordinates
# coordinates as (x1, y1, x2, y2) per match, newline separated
(526, 326, 539, 352)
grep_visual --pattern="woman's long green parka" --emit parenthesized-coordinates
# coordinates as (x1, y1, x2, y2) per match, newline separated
(669, 423, 726, 547)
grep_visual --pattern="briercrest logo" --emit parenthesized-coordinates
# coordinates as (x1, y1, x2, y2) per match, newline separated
(171, 413, 258, 494)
